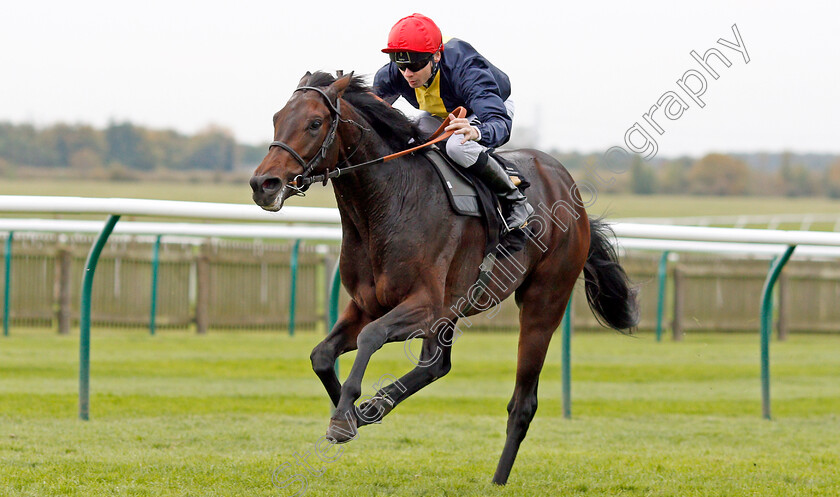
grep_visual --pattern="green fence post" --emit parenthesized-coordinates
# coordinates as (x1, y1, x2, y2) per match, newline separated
(3, 231, 13, 337)
(760, 245, 795, 421)
(288, 239, 302, 336)
(328, 258, 341, 377)
(79, 215, 121, 421)
(655, 251, 670, 342)
(149, 235, 162, 336)
(561, 293, 572, 419)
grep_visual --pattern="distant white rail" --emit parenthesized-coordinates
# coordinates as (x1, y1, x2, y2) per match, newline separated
(617, 213, 840, 231)
(0, 195, 342, 224)
(617, 237, 840, 259)
(612, 222, 840, 247)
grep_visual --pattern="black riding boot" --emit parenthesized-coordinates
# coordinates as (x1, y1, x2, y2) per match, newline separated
(469, 152, 534, 231)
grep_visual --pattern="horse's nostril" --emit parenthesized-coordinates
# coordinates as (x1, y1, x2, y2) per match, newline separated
(250, 174, 281, 194)
(262, 177, 280, 193)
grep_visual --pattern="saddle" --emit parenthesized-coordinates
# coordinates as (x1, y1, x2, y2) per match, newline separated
(422, 146, 482, 217)
(419, 146, 531, 314)
(420, 146, 531, 255)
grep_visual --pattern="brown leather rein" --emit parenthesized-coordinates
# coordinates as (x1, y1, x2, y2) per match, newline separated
(280, 88, 466, 191)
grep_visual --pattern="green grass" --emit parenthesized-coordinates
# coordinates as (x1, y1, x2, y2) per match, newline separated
(0, 178, 336, 209)
(2, 178, 840, 219)
(2, 329, 839, 496)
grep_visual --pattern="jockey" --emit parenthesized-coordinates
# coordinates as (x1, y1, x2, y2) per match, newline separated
(373, 13, 534, 233)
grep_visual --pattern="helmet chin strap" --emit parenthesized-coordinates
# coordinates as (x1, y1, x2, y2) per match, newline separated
(423, 59, 440, 88)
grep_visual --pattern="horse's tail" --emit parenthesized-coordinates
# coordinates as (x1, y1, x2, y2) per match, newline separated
(582, 218, 639, 331)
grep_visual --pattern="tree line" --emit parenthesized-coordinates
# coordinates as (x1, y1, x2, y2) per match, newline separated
(555, 151, 840, 198)
(0, 121, 265, 175)
(2, 120, 839, 198)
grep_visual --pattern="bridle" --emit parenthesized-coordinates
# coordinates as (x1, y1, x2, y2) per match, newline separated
(268, 84, 467, 196)
(268, 85, 367, 196)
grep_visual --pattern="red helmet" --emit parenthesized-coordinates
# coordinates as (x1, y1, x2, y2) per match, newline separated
(381, 13, 443, 54)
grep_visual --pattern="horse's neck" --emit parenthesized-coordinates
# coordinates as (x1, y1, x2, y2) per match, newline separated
(331, 130, 423, 239)
(332, 148, 408, 233)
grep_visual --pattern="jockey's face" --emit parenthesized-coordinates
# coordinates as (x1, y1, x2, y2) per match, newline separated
(399, 52, 441, 89)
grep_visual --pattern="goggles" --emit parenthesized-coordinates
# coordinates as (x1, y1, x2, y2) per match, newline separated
(389, 51, 433, 73)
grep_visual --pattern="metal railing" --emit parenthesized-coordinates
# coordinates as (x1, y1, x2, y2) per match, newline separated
(617, 213, 840, 231)
(4, 196, 840, 422)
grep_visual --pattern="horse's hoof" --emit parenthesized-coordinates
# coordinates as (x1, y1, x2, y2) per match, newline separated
(356, 395, 394, 427)
(325, 412, 358, 444)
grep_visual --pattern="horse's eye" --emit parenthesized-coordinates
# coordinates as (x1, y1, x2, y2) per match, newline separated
(309, 120, 323, 131)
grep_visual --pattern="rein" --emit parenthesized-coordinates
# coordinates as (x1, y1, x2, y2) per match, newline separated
(298, 106, 467, 188)
(269, 85, 466, 192)
(268, 85, 494, 317)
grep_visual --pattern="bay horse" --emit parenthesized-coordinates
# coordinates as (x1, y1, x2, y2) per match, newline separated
(250, 71, 638, 485)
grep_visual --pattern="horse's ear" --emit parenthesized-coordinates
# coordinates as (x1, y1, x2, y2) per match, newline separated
(328, 71, 354, 99)
(297, 71, 312, 87)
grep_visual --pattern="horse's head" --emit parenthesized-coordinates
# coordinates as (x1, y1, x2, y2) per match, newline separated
(250, 72, 354, 211)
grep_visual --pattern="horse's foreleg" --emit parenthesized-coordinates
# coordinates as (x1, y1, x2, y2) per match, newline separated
(356, 323, 455, 426)
(326, 298, 434, 443)
(310, 300, 370, 407)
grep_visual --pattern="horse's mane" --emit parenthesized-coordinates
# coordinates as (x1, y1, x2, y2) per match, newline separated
(305, 71, 422, 151)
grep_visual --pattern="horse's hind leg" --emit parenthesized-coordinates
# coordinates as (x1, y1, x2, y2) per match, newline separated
(310, 300, 371, 407)
(492, 279, 573, 485)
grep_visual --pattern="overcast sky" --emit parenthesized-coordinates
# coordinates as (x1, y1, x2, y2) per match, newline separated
(1, 0, 838, 158)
